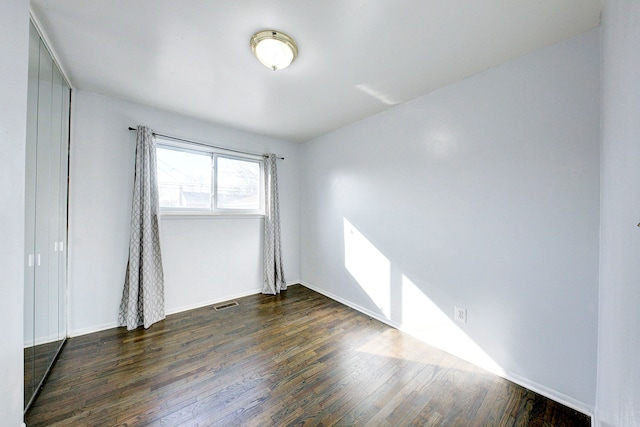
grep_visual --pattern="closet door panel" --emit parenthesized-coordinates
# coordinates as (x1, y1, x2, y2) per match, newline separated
(48, 66, 63, 343)
(23, 23, 40, 405)
(33, 37, 57, 388)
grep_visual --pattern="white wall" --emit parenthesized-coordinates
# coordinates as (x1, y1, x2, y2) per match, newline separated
(300, 29, 600, 411)
(0, 0, 29, 424)
(596, 1, 640, 426)
(68, 90, 300, 335)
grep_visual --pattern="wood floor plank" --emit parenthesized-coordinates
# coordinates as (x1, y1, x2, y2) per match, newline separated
(26, 285, 590, 427)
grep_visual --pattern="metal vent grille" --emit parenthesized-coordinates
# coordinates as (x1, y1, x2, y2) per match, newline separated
(214, 301, 239, 311)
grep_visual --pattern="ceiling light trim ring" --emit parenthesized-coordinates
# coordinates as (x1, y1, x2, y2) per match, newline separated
(250, 30, 298, 71)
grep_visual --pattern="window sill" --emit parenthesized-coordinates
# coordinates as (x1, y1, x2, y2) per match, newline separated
(160, 212, 265, 220)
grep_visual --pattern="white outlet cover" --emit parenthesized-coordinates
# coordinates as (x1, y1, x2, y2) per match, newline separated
(454, 306, 467, 323)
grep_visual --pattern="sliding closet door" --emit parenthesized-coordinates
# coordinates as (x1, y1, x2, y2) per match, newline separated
(24, 21, 70, 410)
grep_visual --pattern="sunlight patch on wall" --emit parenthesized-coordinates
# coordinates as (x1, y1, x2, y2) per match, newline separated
(400, 275, 504, 376)
(344, 218, 391, 318)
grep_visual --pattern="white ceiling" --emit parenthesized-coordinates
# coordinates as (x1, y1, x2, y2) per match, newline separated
(30, 0, 602, 143)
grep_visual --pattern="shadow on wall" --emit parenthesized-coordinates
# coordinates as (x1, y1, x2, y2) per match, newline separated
(343, 217, 504, 377)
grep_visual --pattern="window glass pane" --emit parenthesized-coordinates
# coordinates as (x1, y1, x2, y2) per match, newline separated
(217, 156, 261, 210)
(157, 147, 212, 209)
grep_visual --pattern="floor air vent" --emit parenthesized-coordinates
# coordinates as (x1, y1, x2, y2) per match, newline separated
(214, 301, 239, 311)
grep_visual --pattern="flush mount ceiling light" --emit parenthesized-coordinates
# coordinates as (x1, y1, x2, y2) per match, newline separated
(250, 30, 298, 71)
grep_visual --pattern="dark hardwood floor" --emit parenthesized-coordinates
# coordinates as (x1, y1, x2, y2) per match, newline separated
(25, 284, 590, 426)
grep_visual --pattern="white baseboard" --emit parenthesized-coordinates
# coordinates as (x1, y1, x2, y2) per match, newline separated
(69, 321, 118, 338)
(298, 280, 594, 420)
(166, 281, 302, 315)
(505, 370, 594, 416)
(165, 288, 262, 315)
(299, 280, 401, 328)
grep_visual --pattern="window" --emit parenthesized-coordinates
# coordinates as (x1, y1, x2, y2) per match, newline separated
(156, 140, 264, 215)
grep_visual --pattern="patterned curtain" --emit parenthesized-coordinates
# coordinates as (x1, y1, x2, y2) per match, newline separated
(118, 126, 165, 330)
(263, 154, 286, 294)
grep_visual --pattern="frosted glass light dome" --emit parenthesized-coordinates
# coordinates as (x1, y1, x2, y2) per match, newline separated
(250, 30, 298, 71)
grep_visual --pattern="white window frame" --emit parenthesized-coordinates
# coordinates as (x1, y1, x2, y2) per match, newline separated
(156, 138, 265, 216)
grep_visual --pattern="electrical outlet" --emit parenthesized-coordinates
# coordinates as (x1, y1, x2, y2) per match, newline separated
(454, 306, 467, 324)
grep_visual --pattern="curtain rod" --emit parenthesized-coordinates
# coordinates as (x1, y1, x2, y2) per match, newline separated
(127, 127, 284, 160)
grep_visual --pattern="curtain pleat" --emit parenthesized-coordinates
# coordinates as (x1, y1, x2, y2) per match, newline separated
(263, 153, 286, 294)
(118, 126, 165, 329)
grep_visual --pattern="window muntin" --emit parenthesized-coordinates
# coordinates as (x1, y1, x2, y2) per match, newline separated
(156, 140, 264, 215)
